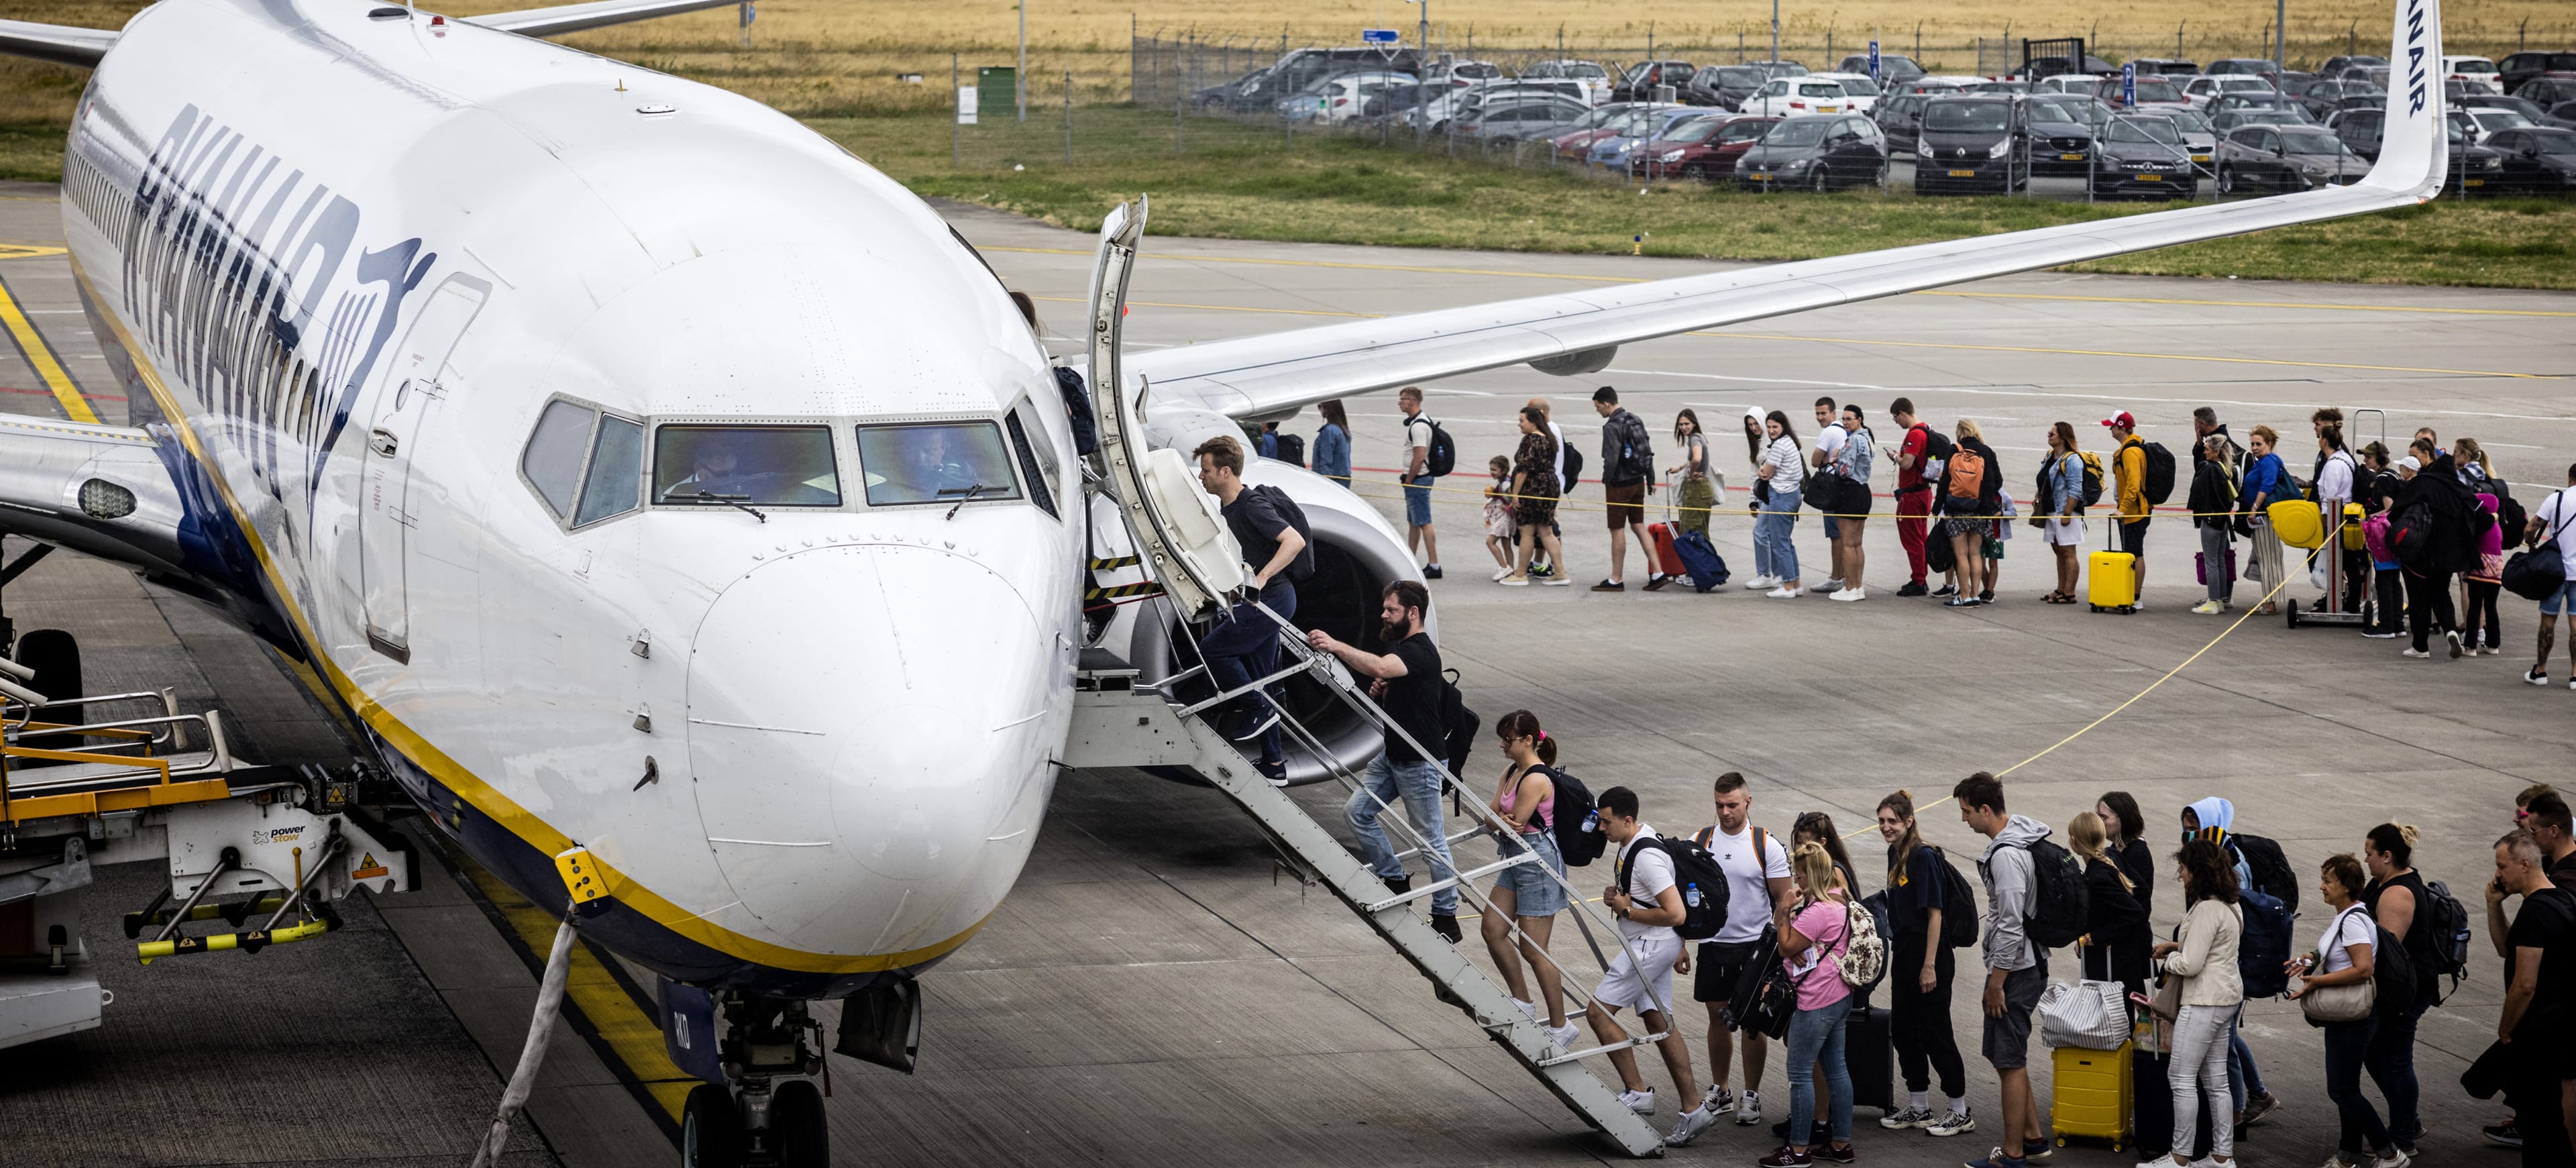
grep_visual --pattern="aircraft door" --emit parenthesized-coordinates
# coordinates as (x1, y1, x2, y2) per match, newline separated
(358, 275, 488, 661)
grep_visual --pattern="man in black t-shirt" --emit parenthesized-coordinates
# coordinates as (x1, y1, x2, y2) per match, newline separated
(2526, 794, 2576, 893)
(1309, 581, 1462, 943)
(2492, 829, 2576, 1164)
(1194, 436, 1307, 782)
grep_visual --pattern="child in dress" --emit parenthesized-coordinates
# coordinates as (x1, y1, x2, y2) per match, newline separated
(1483, 456, 1519, 579)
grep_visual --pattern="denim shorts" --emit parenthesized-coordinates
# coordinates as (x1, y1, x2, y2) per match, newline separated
(2545, 580, 2576, 616)
(1404, 476, 1434, 527)
(1496, 830, 1568, 916)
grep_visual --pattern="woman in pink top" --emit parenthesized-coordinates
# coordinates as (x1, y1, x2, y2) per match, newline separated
(1483, 710, 1573, 1049)
(2463, 493, 2506, 655)
(1760, 842, 1858, 1168)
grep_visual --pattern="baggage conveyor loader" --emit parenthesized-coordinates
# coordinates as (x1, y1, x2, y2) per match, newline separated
(0, 643, 415, 1051)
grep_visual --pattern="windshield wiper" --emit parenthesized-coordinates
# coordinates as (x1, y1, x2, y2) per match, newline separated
(690, 489, 767, 523)
(940, 482, 990, 519)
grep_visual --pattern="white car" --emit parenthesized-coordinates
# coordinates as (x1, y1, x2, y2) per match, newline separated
(2181, 74, 2278, 111)
(2462, 105, 2535, 142)
(1520, 59, 1614, 104)
(1805, 72, 1884, 112)
(1422, 78, 1596, 129)
(1743, 76, 1868, 117)
(1422, 59, 1503, 90)
(2442, 54, 2502, 91)
(1281, 71, 1417, 125)
(2033, 73, 2109, 95)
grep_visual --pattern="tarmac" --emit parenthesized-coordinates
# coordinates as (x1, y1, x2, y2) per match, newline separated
(3, 179, 2575, 1167)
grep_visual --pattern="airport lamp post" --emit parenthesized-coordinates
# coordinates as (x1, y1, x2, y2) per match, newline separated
(1407, 0, 1428, 147)
(2275, 0, 2286, 70)
(1771, 0, 1780, 68)
(1018, 0, 1027, 121)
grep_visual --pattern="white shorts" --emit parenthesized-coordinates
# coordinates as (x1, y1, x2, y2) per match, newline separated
(2044, 516, 2086, 546)
(1594, 933, 1686, 1016)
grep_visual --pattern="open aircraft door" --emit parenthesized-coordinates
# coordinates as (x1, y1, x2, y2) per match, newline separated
(356, 274, 488, 661)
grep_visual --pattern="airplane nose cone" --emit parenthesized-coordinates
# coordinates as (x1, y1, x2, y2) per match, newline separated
(686, 543, 1053, 953)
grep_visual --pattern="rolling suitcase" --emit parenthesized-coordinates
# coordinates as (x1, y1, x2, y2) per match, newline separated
(2088, 550, 2137, 613)
(1672, 529, 1731, 592)
(1646, 522, 1689, 580)
(1844, 1004, 1896, 1117)
(2130, 1045, 2215, 1161)
(2195, 548, 2235, 586)
(2051, 1043, 2135, 1151)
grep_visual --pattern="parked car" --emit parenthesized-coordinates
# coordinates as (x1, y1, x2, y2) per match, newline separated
(1631, 113, 1778, 180)
(2214, 123, 2368, 194)
(2523, 75, 2576, 109)
(1913, 95, 2020, 193)
(2149, 107, 2220, 165)
(1875, 92, 1932, 151)
(1907, 75, 1986, 92)
(1424, 60, 1505, 89)
(2463, 107, 2536, 142)
(1807, 72, 1885, 112)
(2461, 93, 2550, 120)
(2022, 93, 2111, 173)
(2442, 109, 2512, 192)
(1281, 71, 1419, 124)
(2091, 115, 2201, 198)
(1584, 105, 1711, 168)
(1216, 48, 1420, 112)
(2543, 101, 2576, 130)
(2441, 54, 2503, 90)
(2318, 54, 2388, 78)
(1611, 60, 1697, 101)
(2098, 74, 2193, 109)
(1420, 78, 1593, 131)
(2211, 104, 2320, 134)
(2327, 107, 2386, 159)
(2182, 74, 2278, 111)
(1742, 76, 1870, 117)
(1833, 53, 1927, 83)
(1550, 103, 1666, 158)
(2034, 74, 2108, 95)
(1684, 64, 1773, 109)
(2206, 57, 2283, 83)
(2277, 70, 2317, 93)
(1971, 80, 2033, 95)
(2135, 58, 2200, 76)
(1734, 114, 1888, 190)
(1519, 60, 1612, 104)
(2487, 125, 2576, 191)
(1458, 95, 1597, 141)
(2294, 78, 2384, 119)
(1742, 59, 1810, 77)
(2502, 52, 2576, 94)
(2027, 54, 2116, 80)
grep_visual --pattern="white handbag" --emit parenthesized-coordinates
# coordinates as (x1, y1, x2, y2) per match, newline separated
(2037, 978, 2132, 1050)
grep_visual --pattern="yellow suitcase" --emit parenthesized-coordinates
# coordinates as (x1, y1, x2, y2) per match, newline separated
(2088, 550, 2137, 613)
(2052, 1043, 2135, 1151)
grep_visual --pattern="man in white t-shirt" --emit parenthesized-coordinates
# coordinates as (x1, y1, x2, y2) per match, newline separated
(1688, 771, 1796, 1126)
(2526, 464, 2576, 688)
(1398, 386, 1442, 579)
(1811, 396, 1849, 591)
(1591, 786, 1720, 1147)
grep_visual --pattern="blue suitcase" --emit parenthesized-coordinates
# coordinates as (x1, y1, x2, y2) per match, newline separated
(1673, 529, 1730, 592)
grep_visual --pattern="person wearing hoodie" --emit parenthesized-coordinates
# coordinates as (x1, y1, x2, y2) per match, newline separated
(2390, 438, 2487, 659)
(1955, 772, 2051, 1168)
(2141, 839, 2247, 1168)
(2182, 796, 2282, 1128)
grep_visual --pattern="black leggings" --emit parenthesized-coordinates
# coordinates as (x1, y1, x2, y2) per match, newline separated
(2464, 579, 2503, 650)
(2372, 565, 2405, 635)
(2406, 570, 2457, 653)
(1889, 934, 1967, 1099)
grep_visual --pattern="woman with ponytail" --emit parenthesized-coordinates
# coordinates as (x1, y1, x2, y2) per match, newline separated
(2070, 810, 2152, 1001)
(2361, 823, 2430, 1156)
(1873, 791, 1972, 1135)
(1483, 710, 1574, 1051)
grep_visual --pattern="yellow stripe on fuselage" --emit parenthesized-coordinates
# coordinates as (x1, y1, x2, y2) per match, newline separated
(68, 254, 987, 976)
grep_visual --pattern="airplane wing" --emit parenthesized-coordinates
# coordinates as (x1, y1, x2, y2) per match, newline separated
(0, 18, 117, 68)
(1132, 0, 2450, 421)
(464, 0, 745, 38)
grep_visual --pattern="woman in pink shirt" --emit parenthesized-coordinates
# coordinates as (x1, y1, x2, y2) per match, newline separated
(1760, 842, 1858, 1168)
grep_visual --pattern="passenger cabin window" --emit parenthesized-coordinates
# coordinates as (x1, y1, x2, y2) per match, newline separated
(523, 401, 596, 518)
(855, 422, 1022, 508)
(652, 425, 841, 507)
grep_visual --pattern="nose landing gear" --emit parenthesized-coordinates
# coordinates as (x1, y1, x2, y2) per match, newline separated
(678, 995, 830, 1168)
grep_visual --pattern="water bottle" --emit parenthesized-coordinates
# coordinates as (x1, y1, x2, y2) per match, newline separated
(1582, 809, 1599, 834)
(1684, 884, 1703, 908)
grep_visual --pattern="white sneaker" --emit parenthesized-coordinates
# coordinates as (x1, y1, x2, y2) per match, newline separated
(1701, 1084, 1737, 1116)
(1766, 586, 1804, 599)
(2133, 1157, 2191, 1168)
(1743, 574, 1780, 590)
(1491, 566, 1515, 581)
(1734, 1089, 1764, 1125)
(1667, 1106, 1718, 1147)
(1618, 1087, 1656, 1116)
(1823, 578, 1846, 591)
(1882, 1106, 1937, 1130)
(1925, 1106, 1974, 1136)
(1540, 576, 1572, 587)
(2448, 629, 2465, 658)
(2401, 647, 2430, 658)
(2371, 1150, 2413, 1168)
(1511, 998, 1539, 1023)
(2191, 600, 2223, 615)
(2528, 668, 2551, 686)
(1546, 1022, 1581, 1052)
(1830, 586, 1866, 602)
(2568, 678, 2576, 690)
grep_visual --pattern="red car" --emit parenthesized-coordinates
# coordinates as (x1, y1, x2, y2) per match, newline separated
(1629, 114, 1779, 180)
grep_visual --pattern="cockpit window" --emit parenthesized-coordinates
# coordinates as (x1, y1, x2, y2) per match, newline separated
(855, 422, 1022, 507)
(575, 417, 645, 525)
(523, 400, 596, 518)
(652, 425, 841, 507)
(1002, 409, 1057, 519)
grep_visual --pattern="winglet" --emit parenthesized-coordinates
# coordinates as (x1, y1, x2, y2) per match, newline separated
(2361, 0, 2448, 199)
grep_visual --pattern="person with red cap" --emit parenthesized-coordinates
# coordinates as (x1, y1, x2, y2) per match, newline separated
(2104, 412, 2151, 609)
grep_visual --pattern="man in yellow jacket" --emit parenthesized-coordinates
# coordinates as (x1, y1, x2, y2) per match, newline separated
(2104, 413, 2151, 608)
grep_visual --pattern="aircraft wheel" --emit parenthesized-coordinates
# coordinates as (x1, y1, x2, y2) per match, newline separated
(682, 1084, 744, 1168)
(773, 1079, 828, 1168)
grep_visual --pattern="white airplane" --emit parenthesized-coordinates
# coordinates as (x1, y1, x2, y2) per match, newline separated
(0, 0, 2444, 1159)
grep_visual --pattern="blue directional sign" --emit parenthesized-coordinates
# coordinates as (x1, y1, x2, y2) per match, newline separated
(2121, 60, 2137, 105)
(1361, 28, 1399, 44)
(1868, 40, 1881, 81)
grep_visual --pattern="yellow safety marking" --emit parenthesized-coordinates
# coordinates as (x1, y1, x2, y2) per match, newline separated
(988, 244, 2576, 318)
(556, 845, 612, 905)
(0, 243, 66, 259)
(1087, 555, 1141, 571)
(459, 848, 696, 1124)
(68, 254, 991, 977)
(352, 853, 390, 881)
(0, 267, 95, 422)
(137, 918, 329, 963)
(1083, 582, 1163, 601)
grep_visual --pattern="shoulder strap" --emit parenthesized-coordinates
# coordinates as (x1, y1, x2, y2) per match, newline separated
(1696, 825, 1714, 849)
(1752, 827, 1771, 868)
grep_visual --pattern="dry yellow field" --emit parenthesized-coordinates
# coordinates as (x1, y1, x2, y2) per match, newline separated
(0, 0, 2568, 127)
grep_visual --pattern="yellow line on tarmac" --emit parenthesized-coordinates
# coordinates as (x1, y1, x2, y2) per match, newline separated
(0, 267, 93, 423)
(986, 244, 2576, 318)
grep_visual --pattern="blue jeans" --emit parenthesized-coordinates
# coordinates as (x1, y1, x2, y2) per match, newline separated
(2324, 1016, 2392, 1157)
(1199, 581, 1296, 765)
(2227, 1014, 2265, 1111)
(1786, 994, 1854, 1146)
(2363, 998, 2424, 1145)
(1404, 475, 1434, 528)
(1758, 488, 1803, 582)
(1348, 755, 1458, 915)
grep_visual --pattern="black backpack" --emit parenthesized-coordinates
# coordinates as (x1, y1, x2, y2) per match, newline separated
(1558, 439, 1585, 494)
(2077, 452, 2106, 509)
(2231, 833, 2300, 914)
(1052, 366, 1098, 456)
(1245, 484, 1317, 583)
(2372, 922, 2418, 1019)
(2387, 501, 2439, 570)
(2017, 837, 2091, 951)
(1273, 431, 1305, 467)
(1916, 424, 1955, 467)
(1548, 767, 1606, 867)
(2141, 441, 2178, 504)
(1437, 668, 1477, 780)
(1929, 846, 1981, 949)
(2237, 885, 2296, 999)
(2418, 878, 2475, 1002)
(1624, 833, 1730, 942)
(1424, 416, 1458, 477)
